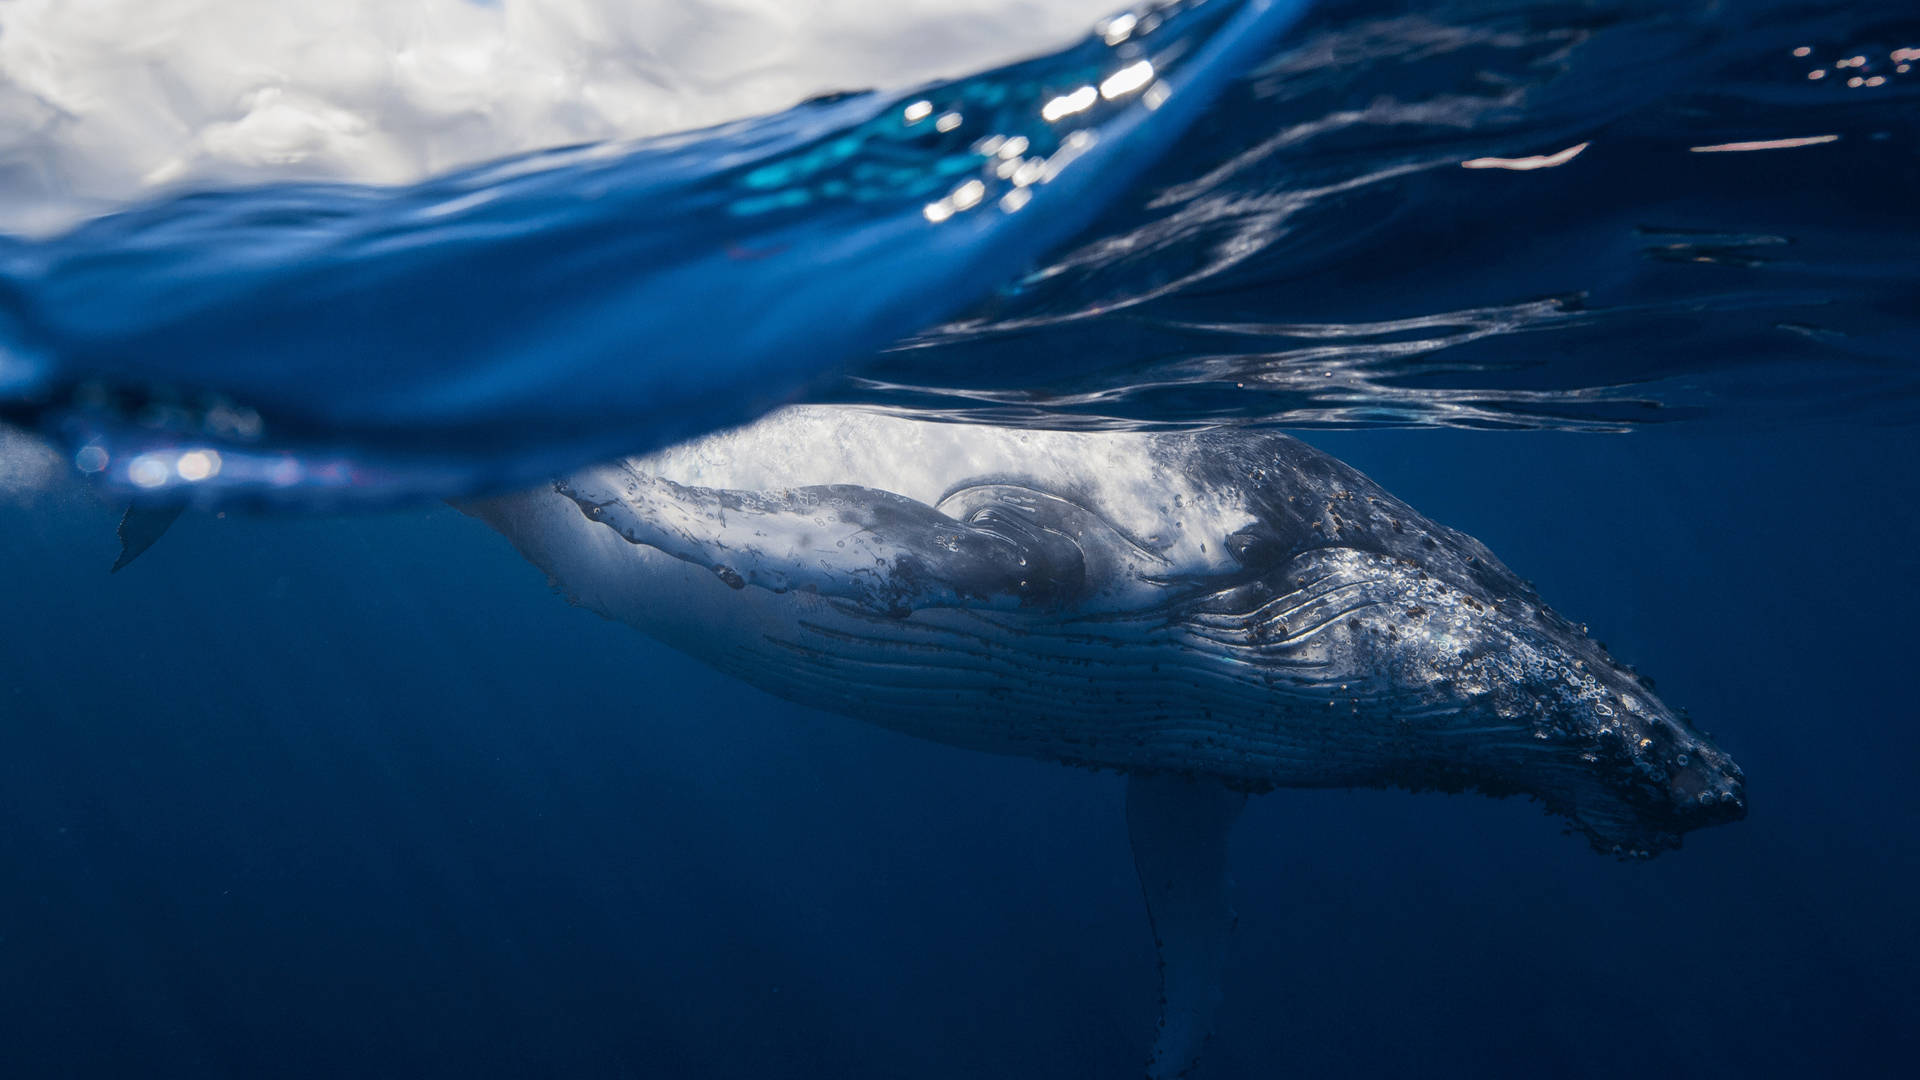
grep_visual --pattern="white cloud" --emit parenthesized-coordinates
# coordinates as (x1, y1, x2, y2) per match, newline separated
(0, 0, 1117, 234)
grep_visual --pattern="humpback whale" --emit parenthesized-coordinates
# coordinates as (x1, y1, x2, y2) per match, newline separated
(466, 406, 1746, 1077)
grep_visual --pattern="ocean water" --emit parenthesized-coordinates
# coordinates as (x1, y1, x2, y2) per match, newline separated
(1, 1, 1917, 1077)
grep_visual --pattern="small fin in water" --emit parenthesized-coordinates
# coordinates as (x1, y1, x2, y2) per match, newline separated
(1126, 773, 1247, 1080)
(112, 503, 185, 573)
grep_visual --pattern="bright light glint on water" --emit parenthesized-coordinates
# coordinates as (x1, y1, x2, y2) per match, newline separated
(1042, 86, 1097, 122)
(128, 455, 172, 489)
(1461, 142, 1591, 171)
(176, 450, 222, 482)
(1689, 135, 1841, 153)
(1100, 61, 1155, 101)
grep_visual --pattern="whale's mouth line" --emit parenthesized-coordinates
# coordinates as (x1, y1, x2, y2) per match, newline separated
(771, 597, 1720, 855)
(1183, 570, 1388, 632)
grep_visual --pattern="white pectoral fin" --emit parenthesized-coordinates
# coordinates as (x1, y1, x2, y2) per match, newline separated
(1126, 773, 1248, 1080)
(556, 463, 1087, 614)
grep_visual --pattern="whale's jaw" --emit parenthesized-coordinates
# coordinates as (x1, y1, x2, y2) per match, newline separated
(1175, 541, 1747, 856)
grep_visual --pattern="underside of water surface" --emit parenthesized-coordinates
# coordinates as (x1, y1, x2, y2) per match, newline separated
(0, 0, 1913, 507)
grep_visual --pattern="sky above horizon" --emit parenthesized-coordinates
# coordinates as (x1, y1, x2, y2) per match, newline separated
(0, 0, 1119, 234)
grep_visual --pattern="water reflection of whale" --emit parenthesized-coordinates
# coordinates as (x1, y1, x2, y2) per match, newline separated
(465, 406, 1746, 1077)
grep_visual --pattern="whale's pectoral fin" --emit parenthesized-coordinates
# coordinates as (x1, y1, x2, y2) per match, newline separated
(557, 464, 1086, 614)
(1126, 773, 1247, 1080)
(111, 502, 185, 573)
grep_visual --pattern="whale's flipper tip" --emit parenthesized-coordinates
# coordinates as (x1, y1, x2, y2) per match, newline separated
(112, 502, 186, 573)
(1126, 773, 1247, 1080)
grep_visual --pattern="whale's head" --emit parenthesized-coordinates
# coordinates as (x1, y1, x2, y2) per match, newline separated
(1207, 437, 1747, 857)
(1515, 641, 1749, 858)
(1358, 552, 1752, 859)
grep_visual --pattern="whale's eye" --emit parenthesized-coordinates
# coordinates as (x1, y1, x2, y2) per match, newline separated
(1225, 527, 1285, 571)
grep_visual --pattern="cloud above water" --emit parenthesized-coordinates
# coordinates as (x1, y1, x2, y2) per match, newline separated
(0, 0, 1115, 234)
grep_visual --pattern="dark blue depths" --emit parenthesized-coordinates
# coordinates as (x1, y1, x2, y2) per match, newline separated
(1, 422, 1914, 1079)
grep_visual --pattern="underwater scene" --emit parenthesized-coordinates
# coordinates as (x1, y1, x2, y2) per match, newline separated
(1, 1, 1915, 1076)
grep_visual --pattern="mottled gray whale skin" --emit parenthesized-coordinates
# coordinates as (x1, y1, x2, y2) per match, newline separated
(473, 406, 1745, 852)
(465, 406, 1744, 1076)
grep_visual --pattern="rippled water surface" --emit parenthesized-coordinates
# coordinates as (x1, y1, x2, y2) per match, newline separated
(2, 0, 1311, 502)
(860, 0, 1920, 431)
(2, 0, 1914, 503)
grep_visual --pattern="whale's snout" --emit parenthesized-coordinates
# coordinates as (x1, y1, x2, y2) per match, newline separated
(1561, 679, 1747, 857)
(1460, 610, 1750, 858)
(1240, 543, 1747, 858)
(1653, 724, 1747, 824)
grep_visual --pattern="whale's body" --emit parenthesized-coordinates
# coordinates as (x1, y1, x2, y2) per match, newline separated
(466, 406, 1745, 1075)
(472, 407, 1743, 844)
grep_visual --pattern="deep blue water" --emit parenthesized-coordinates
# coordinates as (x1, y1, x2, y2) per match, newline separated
(3, 0, 1918, 1076)
(4, 425, 1916, 1077)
